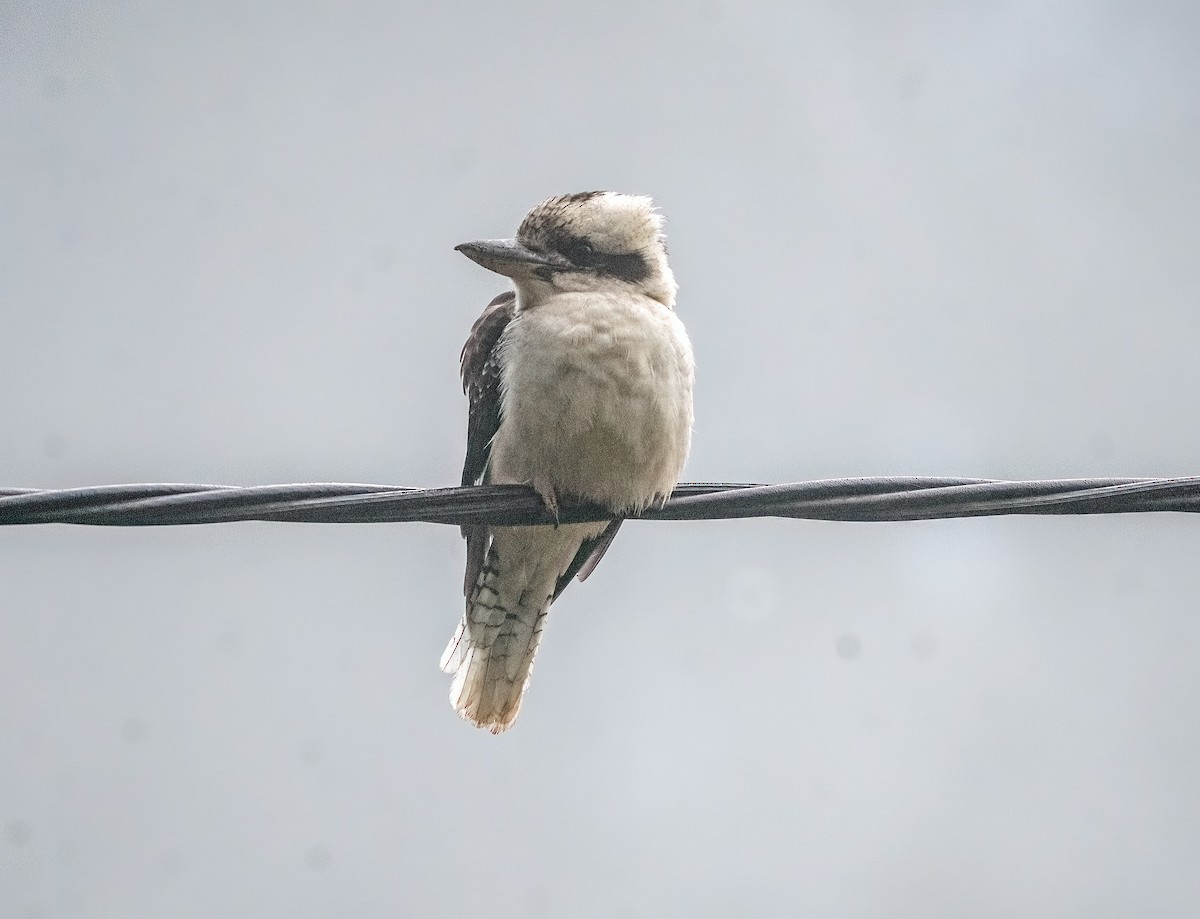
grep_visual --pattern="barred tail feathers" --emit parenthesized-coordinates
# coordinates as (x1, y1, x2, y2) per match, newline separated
(440, 523, 605, 733)
(440, 552, 549, 734)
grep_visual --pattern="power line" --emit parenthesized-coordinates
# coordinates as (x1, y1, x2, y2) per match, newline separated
(3, 477, 1199, 527)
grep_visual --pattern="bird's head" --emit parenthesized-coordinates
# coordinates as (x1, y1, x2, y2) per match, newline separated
(456, 191, 677, 308)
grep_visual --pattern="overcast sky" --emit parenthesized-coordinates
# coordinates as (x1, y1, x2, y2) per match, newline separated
(4, 2, 1200, 916)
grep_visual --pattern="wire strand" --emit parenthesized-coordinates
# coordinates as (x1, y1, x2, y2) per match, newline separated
(3, 477, 1200, 527)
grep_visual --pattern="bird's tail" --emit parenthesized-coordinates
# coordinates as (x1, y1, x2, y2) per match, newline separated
(439, 539, 552, 734)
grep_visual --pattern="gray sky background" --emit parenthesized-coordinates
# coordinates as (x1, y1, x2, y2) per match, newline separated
(4, 1, 1200, 916)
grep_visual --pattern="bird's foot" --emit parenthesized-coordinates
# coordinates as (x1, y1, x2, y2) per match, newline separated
(532, 476, 559, 525)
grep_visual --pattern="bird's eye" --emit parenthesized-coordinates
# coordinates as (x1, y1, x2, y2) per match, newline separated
(565, 239, 596, 266)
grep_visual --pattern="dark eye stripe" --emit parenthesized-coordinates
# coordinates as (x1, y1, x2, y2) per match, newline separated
(547, 232, 650, 282)
(597, 251, 649, 282)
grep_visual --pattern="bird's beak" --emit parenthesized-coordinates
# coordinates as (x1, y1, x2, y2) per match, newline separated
(455, 238, 561, 279)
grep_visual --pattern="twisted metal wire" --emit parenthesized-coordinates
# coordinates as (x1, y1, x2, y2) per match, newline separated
(3, 477, 1200, 527)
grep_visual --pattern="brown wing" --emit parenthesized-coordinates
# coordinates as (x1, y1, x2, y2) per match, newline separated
(461, 291, 515, 488)
(460, 291, 517, 595)
(552, 518, 623, 602)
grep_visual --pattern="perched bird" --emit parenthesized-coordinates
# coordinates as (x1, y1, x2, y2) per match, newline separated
(442, 191, 695, 733)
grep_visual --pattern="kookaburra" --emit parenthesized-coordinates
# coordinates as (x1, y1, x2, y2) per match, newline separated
(441, 191, 695, 733)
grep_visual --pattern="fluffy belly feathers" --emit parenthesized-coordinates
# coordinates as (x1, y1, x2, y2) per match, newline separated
(489, 292, 694, 514)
